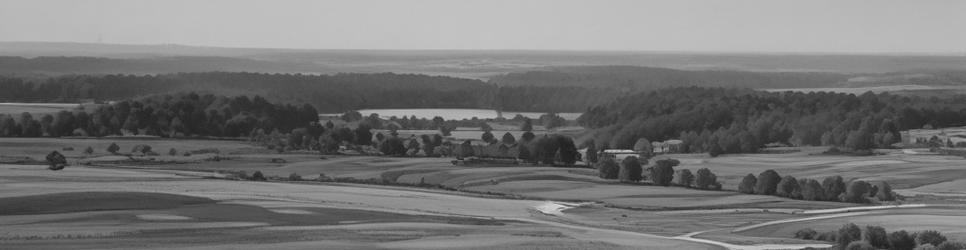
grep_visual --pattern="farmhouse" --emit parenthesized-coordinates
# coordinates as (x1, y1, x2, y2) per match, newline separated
(901, 126, 966, 146)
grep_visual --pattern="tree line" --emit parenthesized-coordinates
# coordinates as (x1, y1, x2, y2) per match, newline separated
(0, 72, 612, 113)
(795, 223, 963, 250)
(738, 170, 896, 204)
(0, 92, 319, 138)
(579, 87, 966, 155)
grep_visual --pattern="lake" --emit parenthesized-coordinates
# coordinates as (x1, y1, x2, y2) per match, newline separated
(323, 108, 583, 121)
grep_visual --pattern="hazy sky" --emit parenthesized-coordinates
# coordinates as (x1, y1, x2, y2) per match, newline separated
(1, 0, 964, 53)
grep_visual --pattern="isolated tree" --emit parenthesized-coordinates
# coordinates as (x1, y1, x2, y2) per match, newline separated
(823, 175, 847, 201)
(502, 132, 516, 144)
(738, 174, 758, 194)
(694, 168, 717, 190)
(889, 230, 917, 250)
(916, 230, 947, 247)
(842, 180, 871, 203)
(251, 171, 267, 181)
(353, 123, 373, 145)
(481, 131, 495, 144)
(651, 159, 678, 186)
(597, 157, 619, 179)
(553, 135, 579, 165)
(168, 148, 178, 156)
(794, 228, 818, 240)
(618, 156, 643, 182)
(518, 145, 531, 162)
(837, 223, 862, 248)
(755, 169, 782, 195)
(877, 181, 896, 201)
(459, 140, 474, 158)
(288, 173, 302, 181)
(676, 169, 695, 187)
(801, 179, 826, 201)
(46, 151, 67, 171)
(776, 175, 801, 199)
(83, 146, 94, 155)
(107, 142, 120, 154)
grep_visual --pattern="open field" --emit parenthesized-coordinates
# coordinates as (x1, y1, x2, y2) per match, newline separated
(734, 206, 966, 242)
(5, 138, 966, 249)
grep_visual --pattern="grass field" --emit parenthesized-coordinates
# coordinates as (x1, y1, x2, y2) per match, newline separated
(0, 103, 88, 115)
(5, 138, 966, 249)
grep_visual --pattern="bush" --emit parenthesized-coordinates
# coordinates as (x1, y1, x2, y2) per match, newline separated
(837, 223, 862, 248)
(251, 171, 267, 181)
(288, 173, 302, 181)
(776, 175, 801, 199)
(816, 231, 838, 242)
(917, 230, 948, 247)
(864, 225, 889, 249)
(844, 241, 875, 250)
(131, 144, 152, 155)
(676, 169, 694, 187)
(83, 146, 94, 155)
(235, 171, 251, 180)
(889, 230, 917, 250)
(318, 173, 332, 182)
(738, 174, 757, 194)
(618, 156, 643, 182)
(168, 148, 178, 156)
(107, 142, 120, 154)
(794, 228, 818, 240)
(694, 168, 718, 190)
(597, 157, 619, 179)
(756, 169, 781, 195)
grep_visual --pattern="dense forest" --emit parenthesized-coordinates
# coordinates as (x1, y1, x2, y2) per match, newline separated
(579, 87, 966, 155)
(0, 72, 611, 112)
(0, 93, 319, 138)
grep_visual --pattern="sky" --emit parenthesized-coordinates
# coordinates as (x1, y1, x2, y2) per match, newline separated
(0, 0, 964, 53)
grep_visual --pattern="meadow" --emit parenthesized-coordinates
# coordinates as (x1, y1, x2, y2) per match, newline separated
(4, 138, 966, 249)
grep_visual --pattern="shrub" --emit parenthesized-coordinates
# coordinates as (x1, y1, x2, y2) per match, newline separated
(844, 241, 875, 250)
(889, 230, 916, 250)
(794, 228, 818, 240)
(695, 168, 718, 190)
(318, 173, 332, 182)
(864, 225, 889, 249)
(288, 173, 302, 181)
(776, 175, 801, 199)
(837, 223, 862, 248)
(676, 169, 694, 187)
(756, 169, 781, 195)
(822, 176, 847, 201)
(131, 144, 152, 155)
(107, 142, 120, 154)
(917, 230, 948, 247)
(251, 171, 267, 181)
(618, 156, 643, 182)
(597, 157, 619, 179)
(83, 146, 94, 155)
(651, 159, 678, 186)
(168, 148, 178, 156)
(46, 151, 67, 171)
(738, 174, 757, 194)
(235, 171, 251, 180)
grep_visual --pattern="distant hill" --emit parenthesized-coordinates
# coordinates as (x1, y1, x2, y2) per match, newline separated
(4, 42, 966, 77)
(0, 56, 327, 76)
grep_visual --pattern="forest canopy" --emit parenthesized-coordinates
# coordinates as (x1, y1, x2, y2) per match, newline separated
(579, 87, 966, 154)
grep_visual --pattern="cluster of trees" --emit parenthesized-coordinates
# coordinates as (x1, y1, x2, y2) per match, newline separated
(795, 223, 963, 250)
(0, 93, 319, 138)
(580, 87, 966, 155)
(738, 170, 896, 203)
(596, 156, 722, 190)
